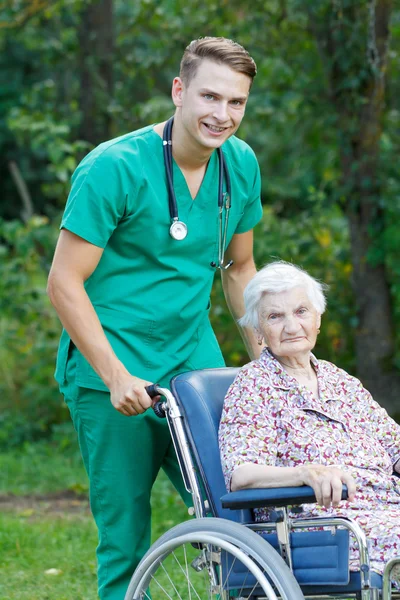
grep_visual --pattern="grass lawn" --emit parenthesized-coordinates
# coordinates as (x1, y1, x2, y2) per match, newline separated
(0, 511, 97, 600)
(0, 437, 189, 599)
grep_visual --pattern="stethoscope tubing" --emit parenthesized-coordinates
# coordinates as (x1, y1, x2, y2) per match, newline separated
(162, 116, 233, 269)
(163, 116, 231, 215)
(163, 117, 178, 220)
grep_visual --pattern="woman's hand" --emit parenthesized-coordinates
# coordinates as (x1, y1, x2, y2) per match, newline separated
(299, 464, 356, 508)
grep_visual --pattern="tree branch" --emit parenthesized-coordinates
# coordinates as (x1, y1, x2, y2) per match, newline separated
(8, 161, 34, 223)
(0, 0, 53, 29)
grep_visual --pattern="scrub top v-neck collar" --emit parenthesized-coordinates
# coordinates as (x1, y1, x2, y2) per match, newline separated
(151, 127, 219, 218)
(172, 150, 218, 216)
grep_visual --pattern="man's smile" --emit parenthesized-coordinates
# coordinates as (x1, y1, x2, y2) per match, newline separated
(203, 123, 229, 133)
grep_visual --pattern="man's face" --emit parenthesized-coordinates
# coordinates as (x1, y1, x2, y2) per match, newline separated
(172, 59, 251, 151)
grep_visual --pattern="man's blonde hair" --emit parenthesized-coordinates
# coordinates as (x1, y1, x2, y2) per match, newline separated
(180, 37, 257, 87)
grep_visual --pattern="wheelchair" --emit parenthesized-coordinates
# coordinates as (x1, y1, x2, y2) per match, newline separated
(124, 367, 400, 600)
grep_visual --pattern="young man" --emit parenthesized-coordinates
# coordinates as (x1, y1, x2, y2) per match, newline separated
(48, 37, 262, 600)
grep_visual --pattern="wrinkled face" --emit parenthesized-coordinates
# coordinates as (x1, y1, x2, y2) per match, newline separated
(258, 287, 321, 360)
(172, 59, 251, 151)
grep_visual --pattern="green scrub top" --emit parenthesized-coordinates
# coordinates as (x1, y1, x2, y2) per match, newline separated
(55, 125, 262, 391)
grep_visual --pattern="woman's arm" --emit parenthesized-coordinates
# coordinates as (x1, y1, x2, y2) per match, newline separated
(219, 365, 280, 491)
(231, 462, 356, 508)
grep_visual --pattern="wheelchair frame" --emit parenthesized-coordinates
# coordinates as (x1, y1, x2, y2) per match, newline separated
(125, 380, 400, 600)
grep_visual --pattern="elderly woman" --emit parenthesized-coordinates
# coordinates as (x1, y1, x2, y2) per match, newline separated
(219, 261, 400, 579)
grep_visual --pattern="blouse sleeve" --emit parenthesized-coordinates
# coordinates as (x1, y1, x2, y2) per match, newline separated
(358, 385, 400, 467)
(218, 365, 279, 491)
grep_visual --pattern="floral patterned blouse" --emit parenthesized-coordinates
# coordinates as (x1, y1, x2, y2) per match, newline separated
(219, 348, 400, 576)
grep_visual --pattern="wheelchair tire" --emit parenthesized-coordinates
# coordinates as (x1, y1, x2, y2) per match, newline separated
(124, 518, 305, 600)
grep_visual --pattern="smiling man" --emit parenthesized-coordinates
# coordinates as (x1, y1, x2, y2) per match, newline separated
(47, 37, 262, 600)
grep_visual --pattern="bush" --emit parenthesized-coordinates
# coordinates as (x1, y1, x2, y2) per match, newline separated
(211, 204, 356, 371)
(0, 204, 389, 449)
(0, 216, 66, 449)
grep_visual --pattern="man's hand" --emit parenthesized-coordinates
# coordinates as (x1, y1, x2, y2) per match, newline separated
(299, 464, 356, 508)
(109, 374, 158, 416)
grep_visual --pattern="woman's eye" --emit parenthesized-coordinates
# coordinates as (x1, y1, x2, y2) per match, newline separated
(297, 308, 307, 315)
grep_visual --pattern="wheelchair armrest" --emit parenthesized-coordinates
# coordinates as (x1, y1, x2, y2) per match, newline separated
(221, 485, 348, 510)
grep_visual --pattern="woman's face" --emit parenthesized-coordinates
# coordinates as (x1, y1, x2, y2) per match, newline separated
(258, 286, 321, 360)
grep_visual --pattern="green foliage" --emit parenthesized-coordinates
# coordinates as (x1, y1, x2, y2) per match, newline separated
(0, 425, 86, 496)
(7, 103, 91, 204)
(211, 204, 355, 370)
(0, 2, 85, 217)
(0, 0, 400, 434)
(0, 216, 64, 449)
(1, 0, 398, 220)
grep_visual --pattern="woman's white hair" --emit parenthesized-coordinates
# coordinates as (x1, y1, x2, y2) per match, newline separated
(239, 261, 327, 330)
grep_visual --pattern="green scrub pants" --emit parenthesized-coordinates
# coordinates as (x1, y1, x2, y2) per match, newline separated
(60, 344, 223, 600)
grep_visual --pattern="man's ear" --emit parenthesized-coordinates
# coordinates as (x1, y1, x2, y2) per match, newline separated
(172, 77, 184, 108)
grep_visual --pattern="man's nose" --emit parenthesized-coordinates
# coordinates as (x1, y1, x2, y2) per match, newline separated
(213, 102, 229, 122)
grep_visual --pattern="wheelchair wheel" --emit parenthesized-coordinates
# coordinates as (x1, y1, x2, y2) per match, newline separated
(124, 518, 304, 600)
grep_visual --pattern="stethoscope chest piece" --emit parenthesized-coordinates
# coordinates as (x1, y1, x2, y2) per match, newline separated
(169, 219, 188, 240)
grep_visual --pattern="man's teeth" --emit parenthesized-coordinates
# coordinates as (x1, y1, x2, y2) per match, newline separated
(205, 124, 225, 132)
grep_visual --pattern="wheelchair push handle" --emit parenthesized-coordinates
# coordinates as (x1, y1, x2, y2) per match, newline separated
(145, 384, 167, 418)
(145, 384, 159, 399)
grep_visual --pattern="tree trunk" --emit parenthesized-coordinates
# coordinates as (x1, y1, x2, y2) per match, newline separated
(346, 208, 400, 412)
(78, 0, 114, 145)
(306, 0, 400, 412)
(342, 0, 400, 412)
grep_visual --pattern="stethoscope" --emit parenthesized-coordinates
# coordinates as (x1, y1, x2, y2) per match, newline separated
(162, 116, 233, 270)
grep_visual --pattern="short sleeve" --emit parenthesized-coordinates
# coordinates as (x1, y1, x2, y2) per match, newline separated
(235, 155, 262, 234)
(61, 147, 128, 248)
(358, 386, 400, 467)
(218, 365, 279, 491)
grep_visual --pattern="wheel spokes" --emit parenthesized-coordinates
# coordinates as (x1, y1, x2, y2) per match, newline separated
(146, 542, 271, 600)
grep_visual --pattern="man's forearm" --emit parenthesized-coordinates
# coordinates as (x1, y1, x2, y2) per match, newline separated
(221, 261, 261, 361)
(47, 274, 129, 387)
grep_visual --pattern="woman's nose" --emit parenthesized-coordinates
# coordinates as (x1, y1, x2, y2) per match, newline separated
(284, 316, 300, 333)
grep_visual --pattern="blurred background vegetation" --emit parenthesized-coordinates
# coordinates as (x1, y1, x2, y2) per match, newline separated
(1, 0, 400, 452)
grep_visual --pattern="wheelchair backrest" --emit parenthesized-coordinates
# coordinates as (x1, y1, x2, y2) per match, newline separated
(170, 367, 253, 523)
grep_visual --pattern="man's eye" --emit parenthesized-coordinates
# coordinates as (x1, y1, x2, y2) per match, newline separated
(203, 94, 215, 100)
(231, 100, 244, 106)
